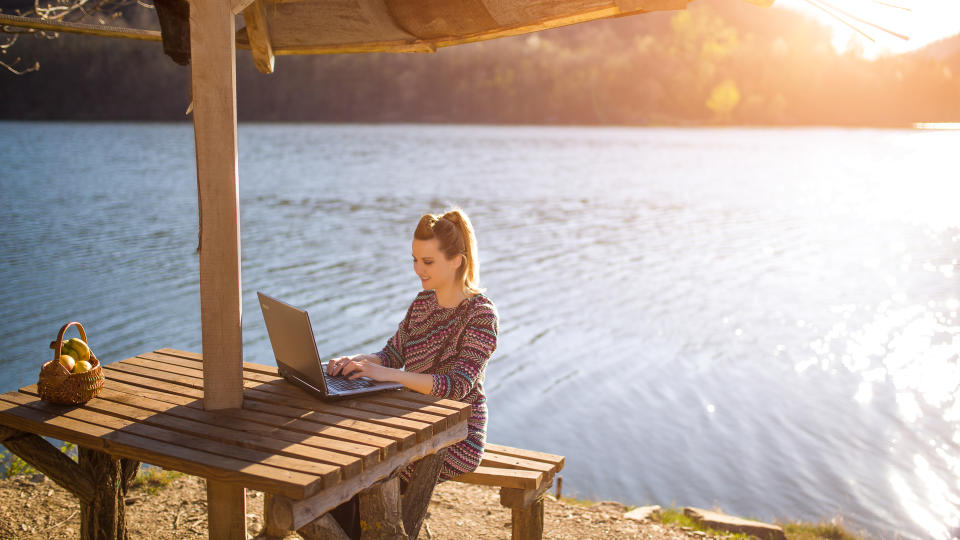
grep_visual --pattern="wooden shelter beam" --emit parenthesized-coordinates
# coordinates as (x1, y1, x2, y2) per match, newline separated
(232, 0, 257, 14)
(242, 0, 276, 74)
(0, 12, 162, 41)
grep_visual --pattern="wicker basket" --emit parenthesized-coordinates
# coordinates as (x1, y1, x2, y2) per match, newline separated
(38, 321, 105, 405)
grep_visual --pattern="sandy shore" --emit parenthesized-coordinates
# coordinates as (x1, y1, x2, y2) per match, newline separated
(0, 472, 721, 539)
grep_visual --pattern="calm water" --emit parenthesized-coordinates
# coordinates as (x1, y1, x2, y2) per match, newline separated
(1, 122, 957, 538)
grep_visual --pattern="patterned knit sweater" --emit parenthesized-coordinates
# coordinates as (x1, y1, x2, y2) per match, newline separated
(373, 289, 498, 481)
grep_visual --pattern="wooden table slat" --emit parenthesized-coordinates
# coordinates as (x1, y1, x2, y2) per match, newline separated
(0, 392, 318, 499)
(110, 360, 424, 447)
(102, 366, 400, 458)
(132, 353, 446, 441)
(103, 362, 203, 400)
(132, 355, 444, 438)
(13, 386, 342, 485)
(101, 379, 381, 469)
(150, 349, 472, 422)
(242, 388, 420, 447)
(63, 385, 365, 475)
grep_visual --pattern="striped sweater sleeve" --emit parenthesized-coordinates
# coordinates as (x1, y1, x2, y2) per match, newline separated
(373, 299, 415, 369)
(431, 301, 498, 400)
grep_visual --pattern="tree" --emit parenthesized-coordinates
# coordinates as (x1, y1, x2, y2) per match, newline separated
(0, 0, 152, 74)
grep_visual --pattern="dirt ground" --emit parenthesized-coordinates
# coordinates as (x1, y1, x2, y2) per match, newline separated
(0, 472, 720, 539)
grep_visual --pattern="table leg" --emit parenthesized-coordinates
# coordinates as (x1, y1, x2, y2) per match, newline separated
(358, 474, 408, 540)
(2, 433, 142, 540)
(207, 480, 247, 539)
(77, 446, 141, 540)
(400, 450, 446, 540)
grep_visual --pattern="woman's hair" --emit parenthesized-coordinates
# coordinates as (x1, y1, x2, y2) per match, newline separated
(414, 208, 483, 296)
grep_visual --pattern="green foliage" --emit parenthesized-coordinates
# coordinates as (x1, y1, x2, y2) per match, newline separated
(131, 467, 183, 495)
(1, 449, 35, 479)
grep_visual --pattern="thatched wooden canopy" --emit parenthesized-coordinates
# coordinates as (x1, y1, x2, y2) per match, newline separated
(235, 0, 691, 71)
(4, 0, 772, 536)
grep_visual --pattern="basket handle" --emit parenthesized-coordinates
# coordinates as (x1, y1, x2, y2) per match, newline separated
(48, 321, 88, 360)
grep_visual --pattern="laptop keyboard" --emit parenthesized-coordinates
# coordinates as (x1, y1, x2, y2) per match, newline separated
(325, 375, 375, 392)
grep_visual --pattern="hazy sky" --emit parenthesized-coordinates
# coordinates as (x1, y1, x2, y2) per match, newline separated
(779, 0, 960, 57)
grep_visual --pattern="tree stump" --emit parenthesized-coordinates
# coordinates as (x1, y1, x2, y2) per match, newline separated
(358, 475, 408, 540)
(400, 450, 445, 540)
(78, 446, 141, 540)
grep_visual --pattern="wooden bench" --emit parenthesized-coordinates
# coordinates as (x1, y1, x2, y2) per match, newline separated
(452, 443, 565, 540)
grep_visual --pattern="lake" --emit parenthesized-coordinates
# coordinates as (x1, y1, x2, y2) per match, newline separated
(0, 122, 957, 539)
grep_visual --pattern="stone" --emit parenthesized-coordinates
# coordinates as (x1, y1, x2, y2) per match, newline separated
(29, 473, 45, 483)
(624, 505, 662, 522)
(592, 500, 628, 513)
(683, 507, 786, 540)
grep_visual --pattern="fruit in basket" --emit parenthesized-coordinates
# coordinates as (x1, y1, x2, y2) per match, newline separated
(61, 338, 91, 363)
(73, 360, 93, 374)
(58, 354, 76, 371)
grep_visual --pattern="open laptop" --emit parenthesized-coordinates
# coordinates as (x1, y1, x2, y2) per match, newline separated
(257, 292, 403, 400)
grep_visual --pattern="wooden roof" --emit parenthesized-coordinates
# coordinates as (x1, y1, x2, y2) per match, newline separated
(237, 0, 691, 72)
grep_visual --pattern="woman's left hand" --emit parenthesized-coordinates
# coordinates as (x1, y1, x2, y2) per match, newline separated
(339, 357, 394, 382)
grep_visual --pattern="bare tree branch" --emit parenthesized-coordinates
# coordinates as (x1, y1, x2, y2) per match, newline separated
(1, 0, 152, 74)
(0, 57, 39, 74)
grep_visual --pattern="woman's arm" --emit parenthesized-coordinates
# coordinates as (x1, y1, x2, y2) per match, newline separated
(331, 357, 434, 394)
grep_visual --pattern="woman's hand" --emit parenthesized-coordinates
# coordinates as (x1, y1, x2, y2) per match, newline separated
(327, 354, 389, 380)
(327, 353, 435, 394)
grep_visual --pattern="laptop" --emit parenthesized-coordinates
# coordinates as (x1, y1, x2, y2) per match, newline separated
(257, 292, 403, 400)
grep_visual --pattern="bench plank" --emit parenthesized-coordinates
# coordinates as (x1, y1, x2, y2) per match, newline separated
(485, 444, 565, 471)
(480, 452, 556, 474)
(453, 466, 542, 490)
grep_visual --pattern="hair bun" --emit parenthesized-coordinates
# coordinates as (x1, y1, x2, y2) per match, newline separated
(442, 211, 461, 225)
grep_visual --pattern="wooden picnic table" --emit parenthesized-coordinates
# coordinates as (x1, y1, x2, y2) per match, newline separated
(0, 348, 470, 539)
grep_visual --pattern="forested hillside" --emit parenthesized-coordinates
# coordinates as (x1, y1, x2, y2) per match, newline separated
(1, 0, 958, 125)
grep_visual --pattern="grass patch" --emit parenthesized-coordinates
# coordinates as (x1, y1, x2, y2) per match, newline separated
(781, 519, 867, 540)
(131, 467, 184, 495)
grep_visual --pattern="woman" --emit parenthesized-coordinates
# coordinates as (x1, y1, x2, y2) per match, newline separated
(327, 208, 498, 483)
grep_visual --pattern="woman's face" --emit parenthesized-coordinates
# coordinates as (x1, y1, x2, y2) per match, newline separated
(412, 238, 462, 291)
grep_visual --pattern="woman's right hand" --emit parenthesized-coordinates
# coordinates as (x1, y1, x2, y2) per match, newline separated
(327, 354, 381, 375)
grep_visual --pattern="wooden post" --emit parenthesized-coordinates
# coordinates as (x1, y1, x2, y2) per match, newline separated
(190, 0, 245, 535)
(207, 481, 247, 539)
(190, 0, 244, 412)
